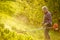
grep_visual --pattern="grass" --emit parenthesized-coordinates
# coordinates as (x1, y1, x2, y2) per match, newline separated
(50, 30, 60, 40)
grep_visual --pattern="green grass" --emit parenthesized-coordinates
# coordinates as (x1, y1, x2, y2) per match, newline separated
(50, 30, 60, 40)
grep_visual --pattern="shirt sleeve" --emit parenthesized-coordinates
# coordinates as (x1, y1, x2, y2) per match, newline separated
(46, 13, 52, 24)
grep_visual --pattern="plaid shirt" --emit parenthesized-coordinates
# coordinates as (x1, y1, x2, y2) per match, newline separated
(44, 11, 52, 24)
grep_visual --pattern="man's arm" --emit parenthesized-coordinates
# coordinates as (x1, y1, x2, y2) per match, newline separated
(47, 13, 52, 24)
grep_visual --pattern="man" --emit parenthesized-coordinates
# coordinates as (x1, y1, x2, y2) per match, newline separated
(42, 6, 52, 40)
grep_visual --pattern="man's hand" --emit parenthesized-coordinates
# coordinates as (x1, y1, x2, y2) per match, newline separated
(42, 22, 48, 26)
(42, 23, 48, 28)
(44, 23, 48, 26)
(42, 22, 44, 26)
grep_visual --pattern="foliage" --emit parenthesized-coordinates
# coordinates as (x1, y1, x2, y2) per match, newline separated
(0, 0, 46, 27)
(0, 23, 33, 40)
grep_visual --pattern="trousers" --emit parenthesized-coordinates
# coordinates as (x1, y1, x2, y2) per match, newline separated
(44, 23, 52, 40)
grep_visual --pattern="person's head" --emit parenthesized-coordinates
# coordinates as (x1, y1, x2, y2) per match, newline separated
(42, 6, 48, 13)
